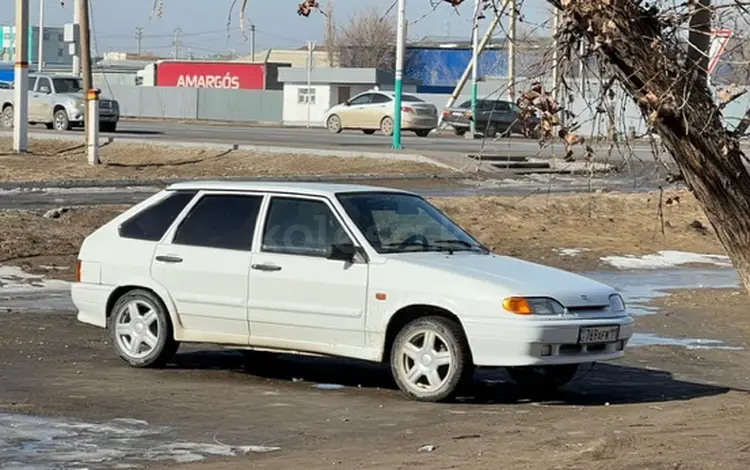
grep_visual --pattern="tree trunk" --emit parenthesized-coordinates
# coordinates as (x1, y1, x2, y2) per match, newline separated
(553, 0, 750, 293)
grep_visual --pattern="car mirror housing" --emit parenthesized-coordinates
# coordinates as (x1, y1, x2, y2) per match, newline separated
(328, 242, 357, 262)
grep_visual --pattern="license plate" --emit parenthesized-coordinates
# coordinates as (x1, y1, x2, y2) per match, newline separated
(452, 112, 463, 116)
(578, 325, 619, 344)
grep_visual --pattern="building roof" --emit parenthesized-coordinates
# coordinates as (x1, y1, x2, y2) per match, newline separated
(166, 180, 415, 197)
(278, 67, 419, 86)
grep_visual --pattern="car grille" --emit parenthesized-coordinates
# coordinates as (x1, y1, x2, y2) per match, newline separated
(99, 100, 113, 110)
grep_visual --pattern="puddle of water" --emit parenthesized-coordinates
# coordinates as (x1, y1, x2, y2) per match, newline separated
(0, 266, 74, 312)
(0, 413, 280, 469)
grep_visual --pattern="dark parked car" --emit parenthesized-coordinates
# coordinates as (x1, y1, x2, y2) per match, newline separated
(442, 99, 540, 138)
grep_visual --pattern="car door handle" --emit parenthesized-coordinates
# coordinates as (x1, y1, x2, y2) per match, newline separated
(252, 263, 282, 272)
(155, 255, 183, 263)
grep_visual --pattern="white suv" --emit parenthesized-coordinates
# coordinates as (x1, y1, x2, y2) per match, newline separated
(72, 181, 634, 402)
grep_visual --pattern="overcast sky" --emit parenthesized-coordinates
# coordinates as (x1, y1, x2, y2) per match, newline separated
(2, 0, 553, 56)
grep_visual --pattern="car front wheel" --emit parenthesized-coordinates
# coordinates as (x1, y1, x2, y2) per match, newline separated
(109, 289, 179, 368)
(326, 114, 342, 133)
(54, 109, 71, 131)
(506, 364, 580, 394)
(390, 316, 473, 402)
(2, 105, 13, 128)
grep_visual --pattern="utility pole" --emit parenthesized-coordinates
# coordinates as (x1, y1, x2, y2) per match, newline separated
(306, 40, 315, 128)
(392, 0, 406, 150)
(79, 0, 98, 164)
(469, 0, 481, 137)
(38, 0, 45, 72)
(507, 0, 517, 102)
(13, 0, 30, 153)
(172, 27, 182, 60)
(250, 24, 256, 61)
(135, 26, 143, 56)
(72, 0, 81, 75)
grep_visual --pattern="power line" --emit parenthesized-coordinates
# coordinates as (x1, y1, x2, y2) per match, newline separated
(135, 26, 144, 55)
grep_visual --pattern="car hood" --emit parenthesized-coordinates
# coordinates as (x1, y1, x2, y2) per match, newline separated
(58, 92, 115, 102)
(391, 252, 617, 308)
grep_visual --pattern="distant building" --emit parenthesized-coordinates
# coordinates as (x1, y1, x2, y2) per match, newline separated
(235, 46, 338, 69)
(1, 25, 72, 68)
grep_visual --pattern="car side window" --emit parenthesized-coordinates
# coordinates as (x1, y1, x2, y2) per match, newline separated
(172, 194, 263, 251)
(119, 191, 197, 241)
(37, 78, 52, 93)
(28, 77, 37, 91)
(370, 94, 391, 104)
(349, 94, 372, 106)
(261, 197, 352, 257)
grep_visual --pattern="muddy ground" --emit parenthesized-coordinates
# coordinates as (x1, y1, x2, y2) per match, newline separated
(0, 138, 449, 182)
(1, 188, 748, 469)
(0, 188, 724, 280)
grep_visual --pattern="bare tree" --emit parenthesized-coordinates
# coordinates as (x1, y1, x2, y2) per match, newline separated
(333, 6, 397, 69)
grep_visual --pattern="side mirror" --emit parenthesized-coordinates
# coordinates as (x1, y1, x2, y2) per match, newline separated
(344, 100, 351, 106)
(328, 242, 357, 262)
(39, 86, 51, 94)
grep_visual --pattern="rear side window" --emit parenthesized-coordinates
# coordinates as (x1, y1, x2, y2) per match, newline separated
(172, 194, 263, 251)
(119, 191, 196, 241)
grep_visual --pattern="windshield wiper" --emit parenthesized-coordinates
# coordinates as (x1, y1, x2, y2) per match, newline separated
(433, 239, 490, 254)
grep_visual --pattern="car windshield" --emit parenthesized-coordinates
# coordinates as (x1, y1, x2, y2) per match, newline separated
(52, 78, 83, 93)
(336, 192, 489, 254)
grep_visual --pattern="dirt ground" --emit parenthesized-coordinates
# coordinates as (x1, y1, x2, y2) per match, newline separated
(0, 188, 724, 280)
(1, 188, 749, 469)
(0, 138, 449, 182)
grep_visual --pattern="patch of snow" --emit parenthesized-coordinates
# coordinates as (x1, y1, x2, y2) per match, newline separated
(630, 333, 743, 351)
(0, 266, 70, 295)
(0, 413, 280, 469)
(600, 251, 732, 270)
(555, 248, 590, 257)
(313, 383, 345, 390)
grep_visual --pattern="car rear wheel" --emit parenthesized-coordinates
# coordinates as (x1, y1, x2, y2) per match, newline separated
(2, 105, 13, 128)
(453, 127, 467, 136)
(506, 364, 580, 394)
(109, 289, 179, 368)
(390, 316, 473, 402)
(380, 116, 394, 136)
(326, 114, 342, 133)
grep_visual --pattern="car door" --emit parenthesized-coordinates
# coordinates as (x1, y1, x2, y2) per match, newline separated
(340, 93, 373, 128)
(365, 93, 392, 129)
(31, 77, 54, 123)
(247, 194, 368, 351)
(150, 191, 265, 345)
(26, 76, 41, 122)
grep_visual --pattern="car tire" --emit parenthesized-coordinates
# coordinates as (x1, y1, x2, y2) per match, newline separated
(484, 123, 498, 138)
(326, 114, 342, 133)
(506, 364, 580, 394)
(414, 130, 430, 137)
(454, 127, 467, 136)
(53, 109, 71, 131)
(100, 122, 117, 133)
(45, 123, 54, 130)
(108, 289, 179, 368)
(390, 316, 474, 402)
(380, 116, 394, 136)
(362, 129, 375, 135)
(2, 105, 13, 128)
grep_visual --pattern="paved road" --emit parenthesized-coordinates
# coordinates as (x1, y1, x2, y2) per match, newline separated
(21, 119, 671, 162)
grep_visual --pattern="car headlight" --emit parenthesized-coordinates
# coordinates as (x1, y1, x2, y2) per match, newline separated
(502, 296, 566, 316)
(609, 293, 626, 312)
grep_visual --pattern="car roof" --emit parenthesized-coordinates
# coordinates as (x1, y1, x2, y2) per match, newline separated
(165, 180, 418, 197)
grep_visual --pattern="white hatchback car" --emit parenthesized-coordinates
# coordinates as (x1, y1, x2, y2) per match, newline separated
(73, 181, 634, 402)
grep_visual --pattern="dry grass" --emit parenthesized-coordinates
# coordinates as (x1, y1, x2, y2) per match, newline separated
(0, 189, 724, 278)
(0, 138, 449, 182)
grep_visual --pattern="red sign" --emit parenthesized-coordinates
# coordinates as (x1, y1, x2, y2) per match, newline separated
(155, 61, 266, 90)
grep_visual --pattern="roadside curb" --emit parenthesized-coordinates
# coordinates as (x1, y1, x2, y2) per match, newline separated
(0, 173, 469, 191)
(0, 131, 460, 171)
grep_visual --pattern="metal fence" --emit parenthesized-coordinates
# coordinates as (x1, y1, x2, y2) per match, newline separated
(100, 84, 283, 123)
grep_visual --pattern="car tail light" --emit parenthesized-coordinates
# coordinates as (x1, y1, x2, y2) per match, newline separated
(442, 110, 450, 117)
(402, 106, 415, 113)
(76, 260, 81, 282)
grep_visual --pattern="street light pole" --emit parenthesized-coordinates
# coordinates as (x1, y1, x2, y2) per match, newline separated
(392, 0, 406, 150)
(72, 0, 81, 75)
(14, 0, 30, 153)
(470, 0, 481, 137)
(38, 0, 44, 72)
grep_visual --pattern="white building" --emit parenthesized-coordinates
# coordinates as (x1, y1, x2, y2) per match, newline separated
(278, 67, 419, 127)
(1, 25, 71, 68)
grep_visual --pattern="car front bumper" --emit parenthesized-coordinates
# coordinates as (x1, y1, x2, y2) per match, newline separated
(464, 314, 636, 367)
